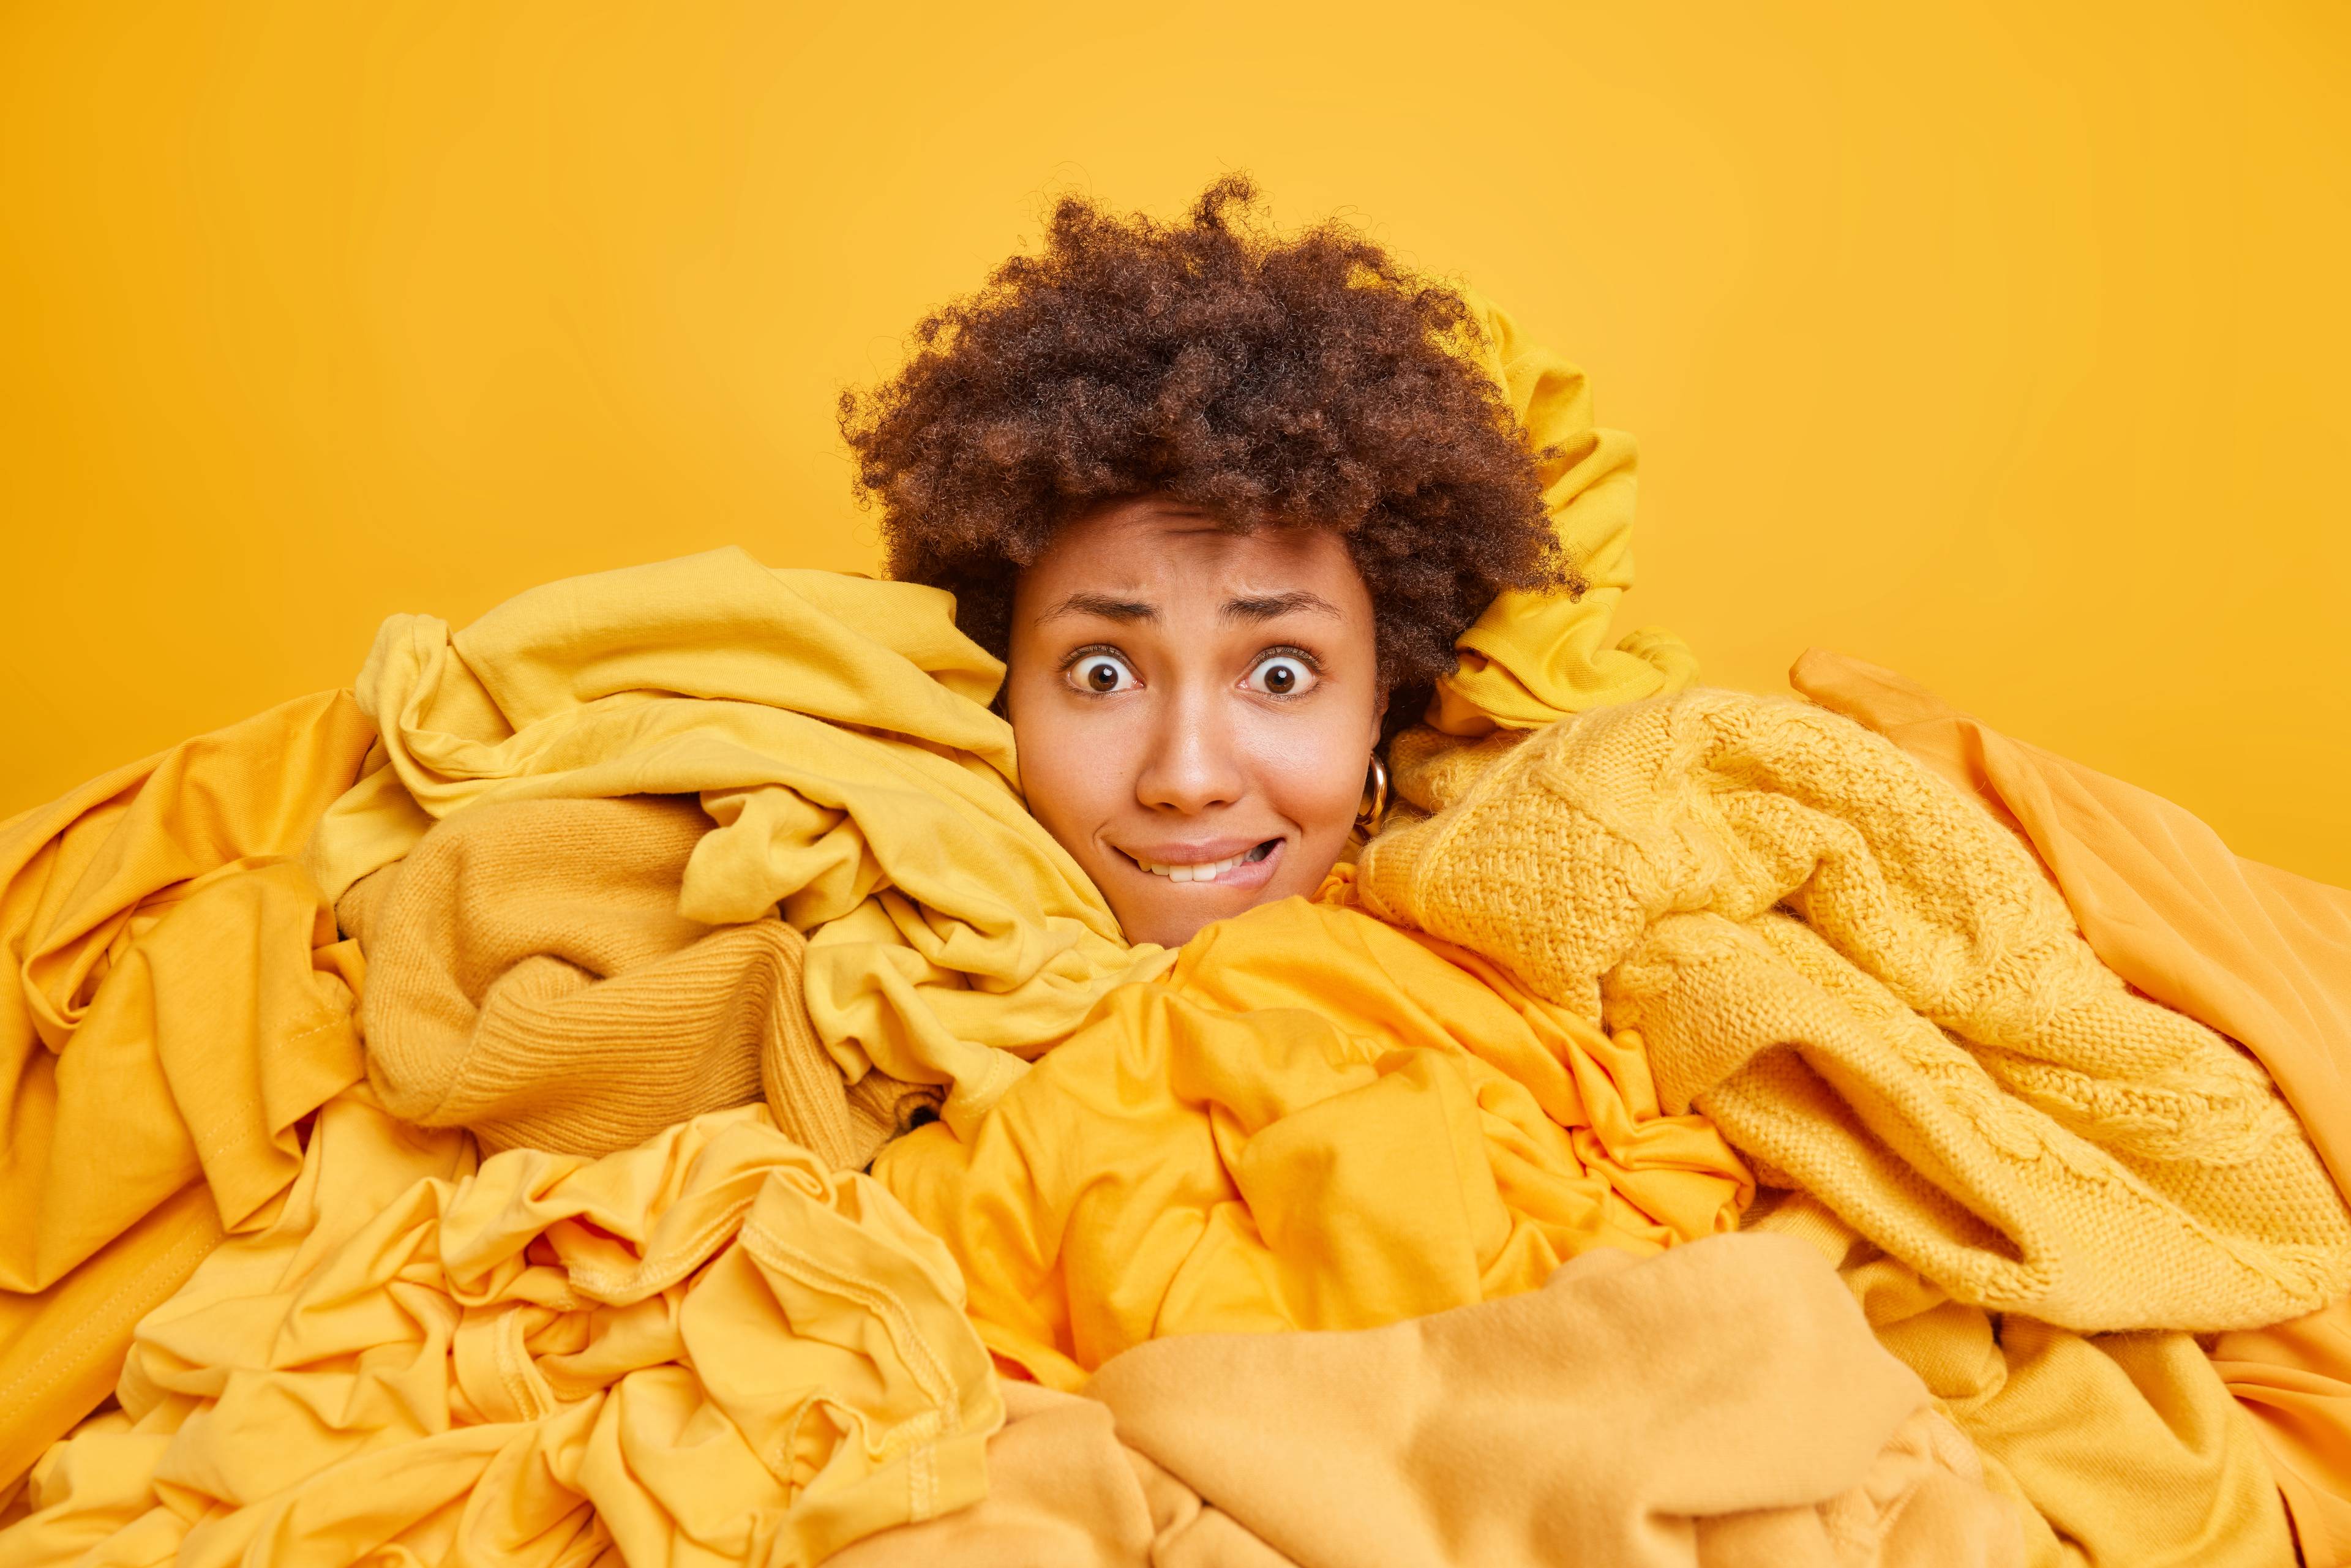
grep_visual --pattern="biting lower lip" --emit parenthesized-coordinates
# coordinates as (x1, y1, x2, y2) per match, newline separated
(1122, 840, 1279, 884)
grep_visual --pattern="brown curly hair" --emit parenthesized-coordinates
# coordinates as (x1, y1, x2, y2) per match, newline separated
(838, 176, 1574, 724)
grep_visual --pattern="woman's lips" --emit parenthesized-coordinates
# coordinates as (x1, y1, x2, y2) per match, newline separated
(1116, 837, 1284, 894)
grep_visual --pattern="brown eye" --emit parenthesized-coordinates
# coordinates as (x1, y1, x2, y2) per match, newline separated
(1242, 653, 1318, 698)
(1065, 653, 1140, 695)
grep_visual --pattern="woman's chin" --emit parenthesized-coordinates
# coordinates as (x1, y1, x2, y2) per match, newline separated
(1122, 894, 1257, 950)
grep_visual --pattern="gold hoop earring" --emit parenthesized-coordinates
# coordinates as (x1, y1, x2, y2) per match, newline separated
(1354, 752, 1390, 838)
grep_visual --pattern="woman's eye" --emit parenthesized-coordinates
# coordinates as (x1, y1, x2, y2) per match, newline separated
(1243, 654, 1319, 698)
(1067, 654, 1141, 694)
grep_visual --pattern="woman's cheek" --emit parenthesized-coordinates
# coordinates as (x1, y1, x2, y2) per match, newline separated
(1016, 700, 1138, 871)
(1020, 730, 1097, 845)
(1251, 709, 1371, 846)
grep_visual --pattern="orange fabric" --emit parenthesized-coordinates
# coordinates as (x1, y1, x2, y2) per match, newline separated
(0, 691, 375, 1492)
(2212, 1299, 2351, 1568)
(1790, 647, 2351, 1566)
(874, 894, 1751, 1389)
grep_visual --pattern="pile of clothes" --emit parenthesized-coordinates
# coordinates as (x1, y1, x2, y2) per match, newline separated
(4, 309, 2350, 1567)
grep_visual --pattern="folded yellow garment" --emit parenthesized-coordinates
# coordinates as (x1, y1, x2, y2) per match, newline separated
(1789, 645, 2351, 1566)
(834, 1234, 2025, 1568)
(1426, 292, 1698, 735)
(341, 792, 938, 1165)
(0, 1093, 1000, 1567)
(300, 549, 1169, 1134)
(873, 893, 1752, 1388)
(0, 691, 373, 1495)
(1757, 1194, 2294, 1568)
(1357, 689, 2351, 1333)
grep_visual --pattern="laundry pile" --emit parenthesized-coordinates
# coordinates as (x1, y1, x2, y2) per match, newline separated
(4, 301, 2350, 1567)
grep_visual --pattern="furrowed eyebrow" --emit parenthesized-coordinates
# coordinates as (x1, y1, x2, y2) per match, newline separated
(1223, 591, 1343, 623)
(1040, 591, 1159, 625)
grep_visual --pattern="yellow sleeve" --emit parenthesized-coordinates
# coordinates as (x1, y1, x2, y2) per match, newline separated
(1427, 290, 1697, 734)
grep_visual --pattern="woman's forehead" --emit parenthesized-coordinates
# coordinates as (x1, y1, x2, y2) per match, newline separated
(1018, 498, 1369, 621)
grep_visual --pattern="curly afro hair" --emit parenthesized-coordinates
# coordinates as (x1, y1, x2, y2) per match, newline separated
(838, 175, 1575, 725)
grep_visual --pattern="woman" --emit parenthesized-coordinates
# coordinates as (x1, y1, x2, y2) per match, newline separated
(5, 181, 2321, 1567)
(840, 174, 1574, 948)
(841, 178, 1755, 1386)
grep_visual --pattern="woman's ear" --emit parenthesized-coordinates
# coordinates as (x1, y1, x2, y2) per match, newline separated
(1370, 686, 1390, 748)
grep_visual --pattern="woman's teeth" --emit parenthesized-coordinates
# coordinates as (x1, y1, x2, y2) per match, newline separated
(1136, 842, 1273, 883)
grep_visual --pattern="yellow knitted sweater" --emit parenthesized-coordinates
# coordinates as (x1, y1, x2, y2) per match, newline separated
(1356, 688, 2351, 1333)
(340, 794, 939, 1165)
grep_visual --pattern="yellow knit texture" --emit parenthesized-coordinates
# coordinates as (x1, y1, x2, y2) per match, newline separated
(1357, 688, 2351, 1332)
(342, 793, 938, 1165)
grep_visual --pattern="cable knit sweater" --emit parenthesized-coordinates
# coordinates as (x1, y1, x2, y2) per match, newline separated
(1355, 688, 2351, 1333)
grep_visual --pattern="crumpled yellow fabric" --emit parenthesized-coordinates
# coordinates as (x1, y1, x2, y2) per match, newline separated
(873, 891, 1752, 1389)
(0, 691, 374, 1496)
(338, 793, 939, 1166)
(1425, 292, 1698, 733)
(1758, 1195, 2294, 1568)
(0, 1093, 1002, 1567)
(836, 1234, 2027, 1568)
(300, 548, 1170, 1134)
(1355, 689, 2351, 1333)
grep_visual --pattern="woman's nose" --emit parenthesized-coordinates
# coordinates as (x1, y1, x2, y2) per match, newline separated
(1134, 685, 1245, 814)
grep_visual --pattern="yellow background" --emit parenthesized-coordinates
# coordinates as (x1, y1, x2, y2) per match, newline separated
(4, 2, 2347, 883)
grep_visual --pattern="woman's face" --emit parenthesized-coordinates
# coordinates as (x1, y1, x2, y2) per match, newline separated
(1007, 497, 1385, 950)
